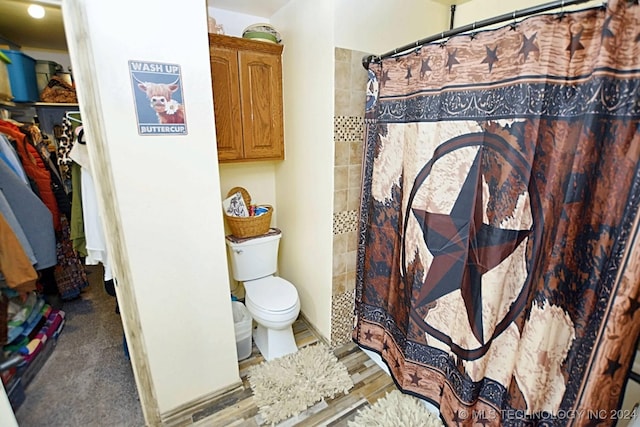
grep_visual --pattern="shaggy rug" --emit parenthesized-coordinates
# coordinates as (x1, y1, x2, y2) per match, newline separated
(248, 343, 353, 424)
(349, 390, 444, 427)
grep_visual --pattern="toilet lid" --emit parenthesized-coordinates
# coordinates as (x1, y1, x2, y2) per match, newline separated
(245, 277, 298, 312)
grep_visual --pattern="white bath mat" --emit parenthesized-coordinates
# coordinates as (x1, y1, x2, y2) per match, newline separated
(248, 343, 353, 425)
(349, 390, 443, 427)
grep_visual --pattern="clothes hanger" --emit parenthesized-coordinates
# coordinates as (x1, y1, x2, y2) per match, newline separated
(76, 127, 86, 145)
(65, 111, 82, 124)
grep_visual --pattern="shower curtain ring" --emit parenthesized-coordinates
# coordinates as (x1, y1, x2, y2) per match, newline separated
(439, 32, 446, 47)
(470, 22, 478, 40)
(557, 0, 566, 20)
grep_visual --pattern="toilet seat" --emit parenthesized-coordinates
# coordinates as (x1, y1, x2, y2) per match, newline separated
(244, 276, 298, 313)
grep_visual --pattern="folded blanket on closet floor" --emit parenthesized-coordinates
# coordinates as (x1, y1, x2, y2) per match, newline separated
(18, 310, 65, 363)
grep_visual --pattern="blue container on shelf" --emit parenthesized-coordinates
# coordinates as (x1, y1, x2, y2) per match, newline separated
(1, 49, 39, 102)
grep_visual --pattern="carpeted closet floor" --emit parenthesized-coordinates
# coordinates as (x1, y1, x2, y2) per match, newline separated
(14, 265, 144, 427)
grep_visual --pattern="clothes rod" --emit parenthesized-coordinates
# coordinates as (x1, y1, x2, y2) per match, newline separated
(362, 0, 598, 69)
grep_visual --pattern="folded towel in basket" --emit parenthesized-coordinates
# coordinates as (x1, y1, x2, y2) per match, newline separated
(222, 191, 249, 217)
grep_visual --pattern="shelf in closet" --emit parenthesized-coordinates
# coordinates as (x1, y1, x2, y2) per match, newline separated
(1, 101, 80, 136)
(1, 101, 78, 108)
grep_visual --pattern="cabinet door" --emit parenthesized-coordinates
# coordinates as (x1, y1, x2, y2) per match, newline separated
(210, 46, 244, 161)
(238, 50, 284, 160)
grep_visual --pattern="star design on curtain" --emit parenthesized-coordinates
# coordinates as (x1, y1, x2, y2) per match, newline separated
(603, 356, 622, 377)
(412, 149, 531, 344)
(409, 371, 421, 385)
(380, 69, 391, 87)
(567, 29, 585, 59)
(519, 33, 539, 61)
(476, 416, 491, 426)
(601, 15, 614, 39)
(446, 48, 460, 72)
(625, 296, 640, 317)
(452, 410, 465, 425)
(481, 45, 499, 72)
(420, 58, 432, 78)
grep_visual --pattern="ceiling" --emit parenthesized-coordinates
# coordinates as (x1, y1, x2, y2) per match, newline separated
(0, 0, 66, 51)
(211, 0, 291, 18)
(0, 0, 466, 54)
(0, 0, 291, 53)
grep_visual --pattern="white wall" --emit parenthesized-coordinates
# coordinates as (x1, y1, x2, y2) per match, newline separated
(271, 0, 336, 340)
(62, 0, 239, 421)
(264, 0, 451, 341)
(218, 163, 278, 229)
(335, 0, 450, 55)
(454, 0, 602, 28)
(218, 162, 278, 295)
(0, 384, 18, 427)
(208, 7, 269, 37)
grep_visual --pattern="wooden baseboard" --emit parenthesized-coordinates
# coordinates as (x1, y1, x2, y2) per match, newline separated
(299, 312, 330, 347)
(160, 380, 243, 426)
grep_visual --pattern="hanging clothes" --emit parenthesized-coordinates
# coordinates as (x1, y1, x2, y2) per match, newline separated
(0, 159, 56, 270)
(57, 112, 82, 191)
(0, 120, 89, 300)
(0, 212, 37, 292)
(0, 134, 29, 185)
(0, 120, 61, 231)
(53, 216, 88, 300)
(70, 161, 86, 256)
(69, 136, 113, 281)
(61, 113, 88, 256)
(0, 190, 37, 266)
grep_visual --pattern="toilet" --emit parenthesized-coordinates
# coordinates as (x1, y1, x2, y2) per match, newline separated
(225, 229, 300, 361)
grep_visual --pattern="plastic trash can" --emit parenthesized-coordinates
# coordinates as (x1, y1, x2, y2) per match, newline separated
(232, 301, 252, 361)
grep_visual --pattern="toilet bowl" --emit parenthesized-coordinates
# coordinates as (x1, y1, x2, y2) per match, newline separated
(244, 276, 300, 360)
(225, 229, 301, 361)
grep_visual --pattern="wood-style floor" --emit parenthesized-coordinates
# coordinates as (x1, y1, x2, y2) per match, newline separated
(192, 317, 398, 427)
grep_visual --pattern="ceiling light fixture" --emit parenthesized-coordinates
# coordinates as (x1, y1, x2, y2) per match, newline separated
(28, 4, 46, 19)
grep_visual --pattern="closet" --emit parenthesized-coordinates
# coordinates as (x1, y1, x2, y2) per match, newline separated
(0, 101, 114, 410)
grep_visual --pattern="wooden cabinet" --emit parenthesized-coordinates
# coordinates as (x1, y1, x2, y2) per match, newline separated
(209, 34, 284, 162)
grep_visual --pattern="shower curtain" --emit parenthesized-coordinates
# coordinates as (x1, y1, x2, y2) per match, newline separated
(353, 1, 640, 425)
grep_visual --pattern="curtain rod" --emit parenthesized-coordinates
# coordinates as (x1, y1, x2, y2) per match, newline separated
(362, 0, 598, 69)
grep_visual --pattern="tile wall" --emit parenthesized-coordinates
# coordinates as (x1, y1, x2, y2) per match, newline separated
(331, 47, 369, 347)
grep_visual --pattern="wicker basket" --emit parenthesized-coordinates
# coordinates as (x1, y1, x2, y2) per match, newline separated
(224, 187, 273, 238)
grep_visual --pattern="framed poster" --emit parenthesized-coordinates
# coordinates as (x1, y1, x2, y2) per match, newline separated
(129, 60, 187, 135)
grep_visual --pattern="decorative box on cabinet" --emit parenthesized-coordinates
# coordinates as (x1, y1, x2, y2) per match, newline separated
(209, 34, 284, 162)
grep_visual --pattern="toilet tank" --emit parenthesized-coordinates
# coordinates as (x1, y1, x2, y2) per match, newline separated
(225, 231, 281, 282)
